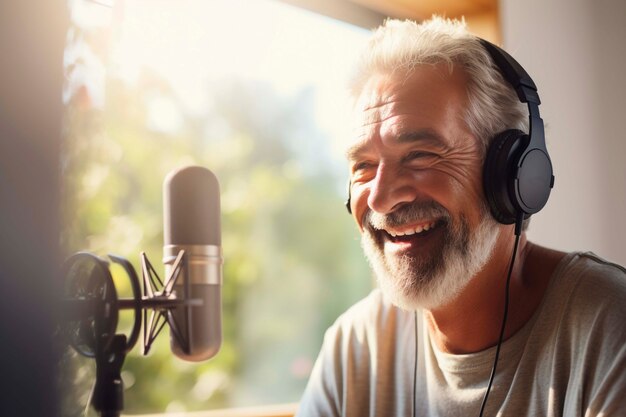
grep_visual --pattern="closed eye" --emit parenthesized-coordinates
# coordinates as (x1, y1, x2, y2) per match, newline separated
(352, 161, 376, 172)
(404, 151, 436, 162)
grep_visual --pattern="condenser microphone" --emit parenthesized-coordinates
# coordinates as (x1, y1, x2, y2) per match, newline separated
(163, 166, 222, 361)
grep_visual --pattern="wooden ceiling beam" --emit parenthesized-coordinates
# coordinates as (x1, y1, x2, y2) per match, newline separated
(346, 0, 497, 21)
(345, 0, 502, 43)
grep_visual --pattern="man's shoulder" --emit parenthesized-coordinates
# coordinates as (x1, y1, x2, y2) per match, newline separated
(323, 289, 413, 345)
(335, 289, 389, 322)
(556, 252, 626, 304)
(569, 251, 626, 275)
(548, 252, 626, 341)
(548, 253, 626, 412)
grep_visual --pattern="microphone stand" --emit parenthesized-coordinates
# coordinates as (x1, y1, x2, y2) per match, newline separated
(92, 335, 127, 417)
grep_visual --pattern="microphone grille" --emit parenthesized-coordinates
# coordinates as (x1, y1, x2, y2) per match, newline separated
(163, 166, 221, 246)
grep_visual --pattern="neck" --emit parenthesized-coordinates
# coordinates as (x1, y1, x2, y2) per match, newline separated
(423, 228, 559, 354)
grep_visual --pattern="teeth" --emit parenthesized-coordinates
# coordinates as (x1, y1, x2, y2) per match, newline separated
(386, 222, 436, 237)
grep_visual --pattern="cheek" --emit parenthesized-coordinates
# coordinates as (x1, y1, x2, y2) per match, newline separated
(422, 164, 486, 216)
(350, 161, 486, 229)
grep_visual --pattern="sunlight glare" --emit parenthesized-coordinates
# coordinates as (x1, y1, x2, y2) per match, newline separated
(109, 0, 367, 158)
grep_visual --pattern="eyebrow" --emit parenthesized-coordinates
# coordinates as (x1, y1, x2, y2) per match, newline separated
(345, 128, 445, 162)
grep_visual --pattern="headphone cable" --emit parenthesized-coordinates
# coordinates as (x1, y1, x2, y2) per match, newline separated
(477, 213, 524, 417)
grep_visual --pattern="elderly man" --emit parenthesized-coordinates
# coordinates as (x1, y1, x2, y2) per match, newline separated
(296, 17, 626, 417)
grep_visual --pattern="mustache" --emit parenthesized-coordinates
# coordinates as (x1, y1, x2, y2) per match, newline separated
(364, 201, 450, 231)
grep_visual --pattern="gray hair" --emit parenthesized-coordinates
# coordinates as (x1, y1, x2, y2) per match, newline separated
(349, 17, 528, 153)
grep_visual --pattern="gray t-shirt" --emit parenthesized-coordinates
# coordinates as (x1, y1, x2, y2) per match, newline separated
(297, 252, 626, 417)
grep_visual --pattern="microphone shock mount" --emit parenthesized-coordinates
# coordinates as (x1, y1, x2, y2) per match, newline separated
(62, 250, 199, 417)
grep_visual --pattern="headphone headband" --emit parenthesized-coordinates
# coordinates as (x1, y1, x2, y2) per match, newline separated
(478, 39, 540, 106)
(479, 39, 547, 152)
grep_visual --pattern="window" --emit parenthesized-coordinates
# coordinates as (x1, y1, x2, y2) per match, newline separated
(62, 0, 372, 414)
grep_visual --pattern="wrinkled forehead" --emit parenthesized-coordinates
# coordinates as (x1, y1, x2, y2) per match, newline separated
(345, 66, 470, 153)
(347, 73, 413, 147)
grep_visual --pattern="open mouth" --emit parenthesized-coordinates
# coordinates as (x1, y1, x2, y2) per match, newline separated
(380, 219, 445, 245)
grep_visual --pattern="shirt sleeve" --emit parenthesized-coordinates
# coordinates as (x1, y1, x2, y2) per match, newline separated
(583, 345, 626, 417)
(296, 325, 343, 417)
(573, 255, 626, 417)
(582, 287, 626, 417)
(295, 290, 400, 417)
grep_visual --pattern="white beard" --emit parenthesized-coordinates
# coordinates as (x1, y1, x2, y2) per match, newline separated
(361, 203, 499, 310)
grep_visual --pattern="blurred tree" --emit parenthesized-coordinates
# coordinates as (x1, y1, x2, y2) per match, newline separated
(62, 65, 371, 415)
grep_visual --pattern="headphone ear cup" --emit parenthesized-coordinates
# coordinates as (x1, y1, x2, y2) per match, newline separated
(483, 129, 527, 224)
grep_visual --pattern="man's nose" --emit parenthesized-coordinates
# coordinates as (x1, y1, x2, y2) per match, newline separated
(367, 164, 417, 214)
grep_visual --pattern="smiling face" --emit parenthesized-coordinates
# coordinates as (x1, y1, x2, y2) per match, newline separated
(347, 66, 501, 309)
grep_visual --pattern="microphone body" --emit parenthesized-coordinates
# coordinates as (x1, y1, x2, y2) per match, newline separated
(163, 166, 222, 361)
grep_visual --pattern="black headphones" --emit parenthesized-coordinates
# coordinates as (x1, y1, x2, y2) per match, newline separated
(345, 39, 554, 225)
(480, 39, 554, 224)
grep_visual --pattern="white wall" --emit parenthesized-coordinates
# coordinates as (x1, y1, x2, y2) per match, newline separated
(501, 0, 626, 265)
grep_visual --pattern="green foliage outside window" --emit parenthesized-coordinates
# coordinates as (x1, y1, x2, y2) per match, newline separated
(59, 3, 371, 414)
